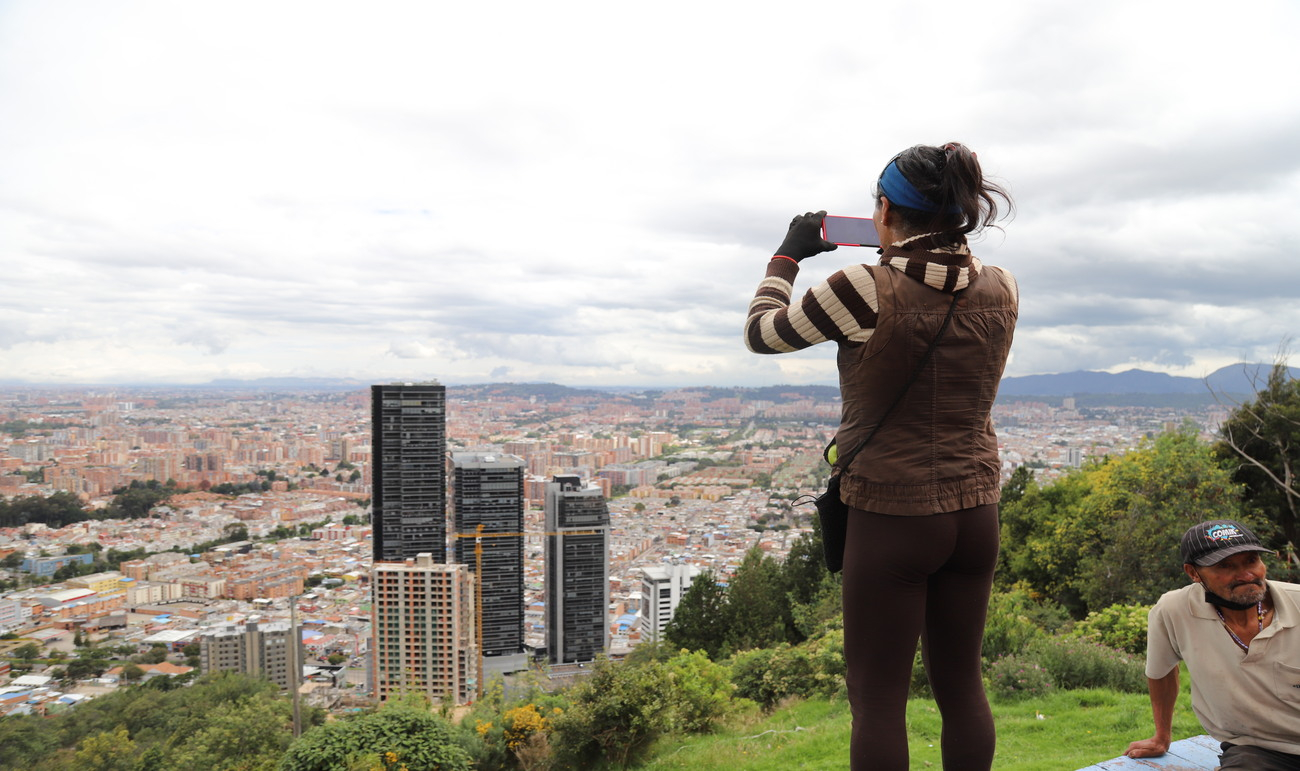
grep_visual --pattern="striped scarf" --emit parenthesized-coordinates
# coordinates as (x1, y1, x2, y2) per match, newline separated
(880, 233, 981, 294)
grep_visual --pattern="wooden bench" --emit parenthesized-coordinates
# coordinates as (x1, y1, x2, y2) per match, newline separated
(1078, 735, 1220, 770)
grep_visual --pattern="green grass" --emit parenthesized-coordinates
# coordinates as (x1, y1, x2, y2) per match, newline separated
(637, 678, 1200, 770)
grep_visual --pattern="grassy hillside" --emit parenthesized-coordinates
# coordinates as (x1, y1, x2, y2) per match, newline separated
(638, 679, 1201, 771)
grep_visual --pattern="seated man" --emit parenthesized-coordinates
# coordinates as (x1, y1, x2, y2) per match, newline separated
(1127, 520, 1300, 770)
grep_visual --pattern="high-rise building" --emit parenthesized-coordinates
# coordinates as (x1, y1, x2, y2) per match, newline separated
(371, 382, 446, 563)
(372, 554, 477, 704)
(544, 475, 610, 664)
(639, 564, 702, 643)
(452, 453, 527, 677)
(199, 620, 300, 691)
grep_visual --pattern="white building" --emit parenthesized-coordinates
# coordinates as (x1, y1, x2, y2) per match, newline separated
(0, 598, 31, 633)
(639, 564, 702, 643)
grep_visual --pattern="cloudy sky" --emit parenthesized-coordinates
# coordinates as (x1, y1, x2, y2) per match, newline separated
(2, 1, 1298, 388)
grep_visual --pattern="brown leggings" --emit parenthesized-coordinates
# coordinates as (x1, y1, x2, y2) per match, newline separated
(842, 504, 1000, 771)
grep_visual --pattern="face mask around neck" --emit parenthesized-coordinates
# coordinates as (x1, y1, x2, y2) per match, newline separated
(1202, 586, 1260, 612)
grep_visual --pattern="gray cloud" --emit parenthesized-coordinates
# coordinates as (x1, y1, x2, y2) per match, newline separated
(1, 1, 1298, 386)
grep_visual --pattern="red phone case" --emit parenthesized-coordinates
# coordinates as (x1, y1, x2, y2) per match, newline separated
(822, 215, 879, 247)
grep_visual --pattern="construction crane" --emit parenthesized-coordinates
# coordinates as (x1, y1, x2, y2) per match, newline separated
(452, 523, 601, 698)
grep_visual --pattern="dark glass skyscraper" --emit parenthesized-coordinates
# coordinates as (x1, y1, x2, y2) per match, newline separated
(371, 382, 447, 563)
(544, 475, 610, 664)
(451, 453, 526, 661)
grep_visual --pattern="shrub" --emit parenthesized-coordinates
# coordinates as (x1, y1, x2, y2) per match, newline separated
(1070, 603, 1150, 655)
(279, 704, 472, 771)
(1026, 636, 1146, 693)
(909, 645, 931, 698)
(548, 657, 675, 769)
(463, 714, 509, 771)
(731, 647, 799, 709)
(986, 655, 1055, 700)
(730, 630, 844, 708)
(503, 704, 548, 753)
(663, 649, 735, 733)
(982, 589, 1070, 663)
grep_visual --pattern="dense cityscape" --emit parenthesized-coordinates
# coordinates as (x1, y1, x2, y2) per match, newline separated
(0, 382, 1229, 718)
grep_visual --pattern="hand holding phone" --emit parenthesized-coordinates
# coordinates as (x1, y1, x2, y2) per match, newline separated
(775, 211, 838, 262)
(822, 216, 880, 248)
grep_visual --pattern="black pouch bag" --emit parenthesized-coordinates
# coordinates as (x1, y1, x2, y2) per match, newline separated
(813, 473, 849, 573)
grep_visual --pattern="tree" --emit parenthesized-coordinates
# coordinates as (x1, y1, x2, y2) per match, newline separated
(171, 695, 294, 771)
(1216, 359, 1300, 574)
(1002, 464, 1034, 504)
(663, 570, 730, 659)
(0, 491, 88, 528)
(14, 641, 41, 661)
(0, 713, 59, 768)
(140, 645, 168, 665)
(781, 523, 842, 641)
(999, 425, 1247, 616)
(1074, 427, 1243, 610)
(725, 543, 789, 650)
(72, 727, 136, 771)
(103, 482, 182, 520)
(65, 657, 107, 681)
(120, 663, 145, 683)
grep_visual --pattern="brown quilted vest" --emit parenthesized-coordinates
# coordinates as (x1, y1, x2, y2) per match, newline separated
(835, 262, 1017, 515)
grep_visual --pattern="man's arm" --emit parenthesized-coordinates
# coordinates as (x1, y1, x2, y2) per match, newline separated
(1125, 667, 1179, 758)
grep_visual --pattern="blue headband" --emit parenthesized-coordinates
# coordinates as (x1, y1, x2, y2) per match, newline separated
(878, 160, 959, 214)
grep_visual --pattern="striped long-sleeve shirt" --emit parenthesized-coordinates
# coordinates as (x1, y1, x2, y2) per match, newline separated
(744, 241, 987, 355)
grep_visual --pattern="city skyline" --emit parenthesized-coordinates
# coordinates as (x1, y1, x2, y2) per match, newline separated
(2, 3, 1299, 388)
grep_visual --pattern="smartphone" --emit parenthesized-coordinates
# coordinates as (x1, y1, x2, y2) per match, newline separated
(822, 215, 880, 248)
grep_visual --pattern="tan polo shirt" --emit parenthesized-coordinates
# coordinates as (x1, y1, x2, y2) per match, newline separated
(1147, 580, 1300, 755)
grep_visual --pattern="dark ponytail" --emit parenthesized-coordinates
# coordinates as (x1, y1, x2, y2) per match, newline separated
(876, 142, 1012, 249)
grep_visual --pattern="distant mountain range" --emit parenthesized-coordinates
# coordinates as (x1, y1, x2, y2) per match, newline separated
(997, 363, 1297, 398)
(227, 364, 1286, 399)
(2, 364, 1294, 401)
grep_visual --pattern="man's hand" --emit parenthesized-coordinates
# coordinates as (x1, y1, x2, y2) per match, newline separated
(1125, 737, 1170, 759)
(775, 211, 837, 262)
(1127, 670, 1178, 760)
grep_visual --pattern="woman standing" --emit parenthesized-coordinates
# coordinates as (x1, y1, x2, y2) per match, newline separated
(744, 143, 1016, 770)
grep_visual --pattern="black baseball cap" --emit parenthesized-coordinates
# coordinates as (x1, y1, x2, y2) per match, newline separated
(1180, 520, 1271, 567)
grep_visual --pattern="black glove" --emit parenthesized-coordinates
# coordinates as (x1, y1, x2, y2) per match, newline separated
(775, 210, 837, 262)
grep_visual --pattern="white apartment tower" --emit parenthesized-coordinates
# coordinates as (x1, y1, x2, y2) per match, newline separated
(639, 564, 702, 643)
